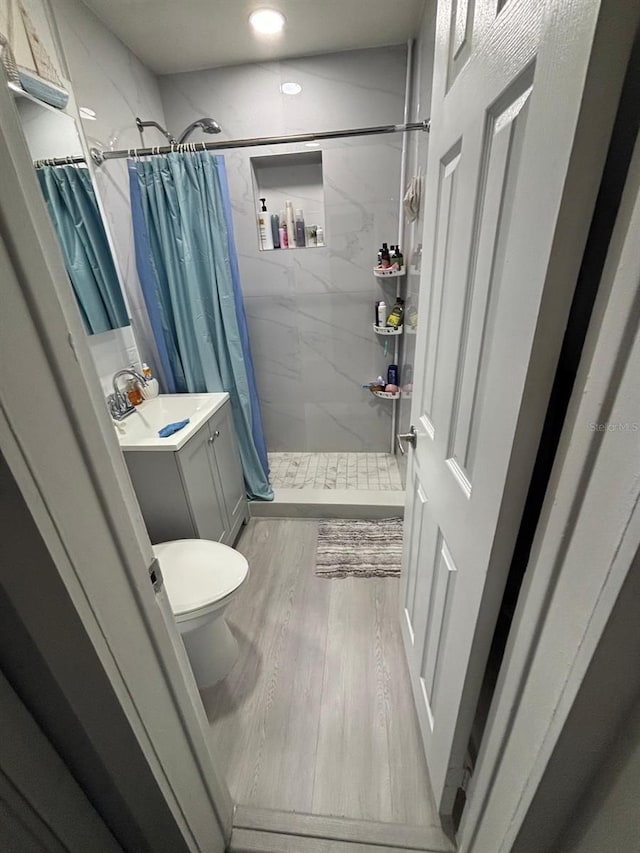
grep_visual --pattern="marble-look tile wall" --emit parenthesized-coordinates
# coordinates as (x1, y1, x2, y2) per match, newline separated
(397, 7, 437, 484)
(50, 0, 169, 391)
(160, 47, 408, 451)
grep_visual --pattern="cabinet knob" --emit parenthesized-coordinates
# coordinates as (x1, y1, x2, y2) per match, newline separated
(208, 430, 220, 444)
(208, 436, 214, 444)
(213, 430, 220, 439)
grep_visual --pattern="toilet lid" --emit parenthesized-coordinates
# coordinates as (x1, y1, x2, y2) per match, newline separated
(153, 539, 249, 617)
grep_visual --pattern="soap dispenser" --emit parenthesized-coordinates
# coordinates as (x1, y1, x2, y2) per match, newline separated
(257, 198, 274, 250)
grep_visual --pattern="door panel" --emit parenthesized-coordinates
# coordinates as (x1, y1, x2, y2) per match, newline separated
(210, 405, 245, 531)
(401, 0, 625, 819)
(447, 80, 533, 480)
(447, 0, 476, 88)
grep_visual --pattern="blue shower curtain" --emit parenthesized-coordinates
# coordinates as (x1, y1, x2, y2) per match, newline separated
(37, 165, 129, 334)
(128, 152, 272, 501)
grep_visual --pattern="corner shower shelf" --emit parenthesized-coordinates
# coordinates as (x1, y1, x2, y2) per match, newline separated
(371, 390, 401, 400)
(373, 267, 405, 278)
(373, 323, 403, 336)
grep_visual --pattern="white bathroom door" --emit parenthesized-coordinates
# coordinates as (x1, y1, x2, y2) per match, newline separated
(400, 0, 632, 817)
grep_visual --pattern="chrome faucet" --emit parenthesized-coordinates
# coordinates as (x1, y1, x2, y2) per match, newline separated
(108, 368, 148, 420)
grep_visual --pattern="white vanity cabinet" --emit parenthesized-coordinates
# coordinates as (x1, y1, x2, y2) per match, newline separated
(124, 398, 248, 546)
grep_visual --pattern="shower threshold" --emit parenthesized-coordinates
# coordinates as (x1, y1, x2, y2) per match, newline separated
(251, 453, 405, 520)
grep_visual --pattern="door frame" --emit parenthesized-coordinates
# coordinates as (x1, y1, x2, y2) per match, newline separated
(0, 69, 232, 851)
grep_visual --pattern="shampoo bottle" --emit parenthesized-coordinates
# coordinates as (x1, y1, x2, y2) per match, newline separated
(392, 245, 404, 269)
(279, 210, 288, 248)
(285, 201, 296, 248)
(271, 213, 280, 248)
(295, 209, 306, 247)
(306, 224, 318, 247)
(257, 198, 274, 250)
(386, 297, 405, 329)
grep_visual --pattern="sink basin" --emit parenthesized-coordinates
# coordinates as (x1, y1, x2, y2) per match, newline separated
(115, 393, 229, 451)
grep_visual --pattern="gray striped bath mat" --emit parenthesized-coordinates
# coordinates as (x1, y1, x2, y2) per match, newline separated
(315, 518, 403, 578)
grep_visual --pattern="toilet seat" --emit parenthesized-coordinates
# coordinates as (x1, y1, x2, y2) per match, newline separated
(153, 539, 249, 620)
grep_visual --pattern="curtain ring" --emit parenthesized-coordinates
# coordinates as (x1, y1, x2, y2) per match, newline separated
(200, 140, 206, 152)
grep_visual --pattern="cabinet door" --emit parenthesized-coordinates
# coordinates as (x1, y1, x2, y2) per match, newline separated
(209, 404, 246, 535)
(178, 423, 229, 543)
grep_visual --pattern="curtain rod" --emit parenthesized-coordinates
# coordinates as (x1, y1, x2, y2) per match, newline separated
(33, 155, 86, 168)
(82, 119, 430, 166)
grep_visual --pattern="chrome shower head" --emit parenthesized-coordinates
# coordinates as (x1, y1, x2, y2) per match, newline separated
(177, 118, 222, 144)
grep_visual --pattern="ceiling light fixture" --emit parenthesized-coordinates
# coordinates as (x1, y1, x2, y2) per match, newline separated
(305, 141, 320, 148)
(249, 8, 285, 35)
(280, 81, 302, 95)
(79, 106, 97, 120)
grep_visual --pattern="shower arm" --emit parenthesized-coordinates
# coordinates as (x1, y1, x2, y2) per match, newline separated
(136, 117, 177, 145)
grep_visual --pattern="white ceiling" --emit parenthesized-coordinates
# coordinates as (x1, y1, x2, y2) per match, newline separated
(81, 0, 427, 75)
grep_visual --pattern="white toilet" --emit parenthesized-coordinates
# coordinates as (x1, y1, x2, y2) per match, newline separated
(153, 539, 249, 688)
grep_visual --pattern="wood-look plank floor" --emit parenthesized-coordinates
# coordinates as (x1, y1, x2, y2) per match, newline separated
(201, 519, 438, 827)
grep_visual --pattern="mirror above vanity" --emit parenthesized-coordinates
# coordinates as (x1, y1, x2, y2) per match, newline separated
(13, 86, 130, 335)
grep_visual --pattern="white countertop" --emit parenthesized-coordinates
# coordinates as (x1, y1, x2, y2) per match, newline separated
(116, 393, 229, 451)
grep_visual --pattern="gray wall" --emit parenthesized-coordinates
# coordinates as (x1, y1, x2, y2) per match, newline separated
(52, 0, 169, 391)
(160, 47, 407, 451)
(397, 4, 437, 484)
(0, 454, 189, 851)
(553, 692, 640, 853)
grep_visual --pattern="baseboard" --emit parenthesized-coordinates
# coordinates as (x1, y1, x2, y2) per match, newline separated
(250, 489, 405, 520)
(230, 806, 454, 852)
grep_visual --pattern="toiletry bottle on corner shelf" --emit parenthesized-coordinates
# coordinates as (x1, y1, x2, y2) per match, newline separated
(257, 198, 274, 250)
(316, 226, 325, 247)
(376, 300, 387, 327)
(392, 245, 404, 269)
(380, 243, 391, 268)
(387, 364, 399, 386)
(386, 297, 405, 329)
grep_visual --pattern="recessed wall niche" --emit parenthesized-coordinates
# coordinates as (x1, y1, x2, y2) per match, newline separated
(250, 150, 325, 250)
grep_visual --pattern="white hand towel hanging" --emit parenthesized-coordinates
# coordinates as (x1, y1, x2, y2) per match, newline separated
(403, 174, 422, 222)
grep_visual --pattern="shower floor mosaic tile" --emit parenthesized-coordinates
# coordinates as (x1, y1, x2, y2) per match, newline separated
(268, 452, 403, 491)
